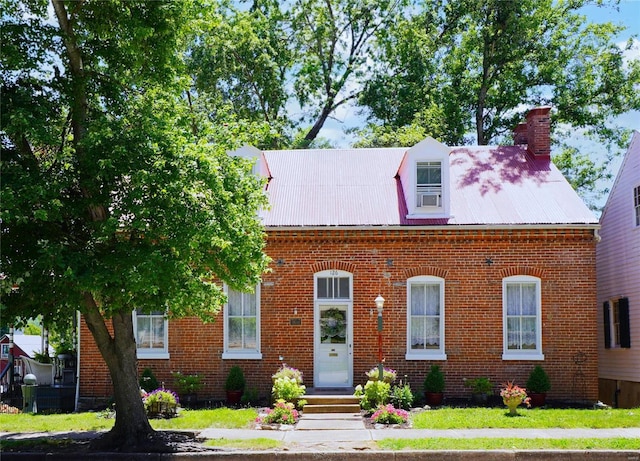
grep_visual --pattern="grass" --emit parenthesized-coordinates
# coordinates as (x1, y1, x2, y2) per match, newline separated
(0, 407, 258, 433)
(204, 438, 283, 450)
(379, 438, 640, 451)
(1, 406, 639, 452)
(411, 407, 640, 429)
(0, 412, 115, 433)
(151, 408, 258, 430)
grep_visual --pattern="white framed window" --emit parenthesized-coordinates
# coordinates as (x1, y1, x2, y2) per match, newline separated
(502, 276, 544, 360)
(400, 137, 451, 218)
(416, 162, 442, 208)
(1, 344, 9, 358)
(406, 276, 446, 360)
(133, 309, 169, 359)
(634, 185, 640, 227)
(223, 285, 262, 360)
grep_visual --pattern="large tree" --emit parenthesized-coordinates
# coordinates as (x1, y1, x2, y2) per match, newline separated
(188, 0, 292, 133)
(188, 0, 403, 148)
(360, 0, 640, 146)
(1, 0, 269, 451)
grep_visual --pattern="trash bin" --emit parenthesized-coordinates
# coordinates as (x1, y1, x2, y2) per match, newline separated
(22, 374, 37, 414)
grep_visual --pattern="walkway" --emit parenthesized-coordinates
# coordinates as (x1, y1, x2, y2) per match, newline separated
(2, 407, 639, 460)
(200, 411, 640, 445)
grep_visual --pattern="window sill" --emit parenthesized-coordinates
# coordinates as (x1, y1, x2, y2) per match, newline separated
(137, 352, 170, 360)
(502, 352, 544, 361)
(406, 212, 449, 220)
(405, 352, 447, 361)
(222, 352, 263, 360)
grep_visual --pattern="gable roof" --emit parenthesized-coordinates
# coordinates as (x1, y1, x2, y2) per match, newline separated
(258, 143, 598, 228)
(0, 334, 52, 357)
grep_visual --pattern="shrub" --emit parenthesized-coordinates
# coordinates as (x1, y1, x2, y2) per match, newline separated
(371, 404, 409, 425)
(225, 366, 246, 391)
(172, 372, 204, 395)
(241, 387, 260, 406)
(423, 365, 445, 393)
(272, 376, 306, 404)
(526, 366, 551, 393)
(139, 368, 159, 392)
(390, 382, 414, 410)
(464, 377, 493, 394)
(257, 399, 299, 425)
(143, 388, 178, 418)
(360, 379, 391, 411)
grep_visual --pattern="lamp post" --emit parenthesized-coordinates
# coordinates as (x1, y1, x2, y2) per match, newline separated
(375, 295, 385, 381)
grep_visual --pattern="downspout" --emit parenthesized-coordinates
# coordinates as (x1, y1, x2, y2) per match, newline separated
(74, 310, 81, 412)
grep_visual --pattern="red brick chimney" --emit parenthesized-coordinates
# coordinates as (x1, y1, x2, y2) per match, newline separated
(525, 106, 551, 159)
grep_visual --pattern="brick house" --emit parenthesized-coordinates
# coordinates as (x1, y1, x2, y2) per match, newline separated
(78, 107, 600, 406)
(597, 130, 640, 408)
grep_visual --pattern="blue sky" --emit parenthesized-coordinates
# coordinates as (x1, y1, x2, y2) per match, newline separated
(581, 1, 640, 208)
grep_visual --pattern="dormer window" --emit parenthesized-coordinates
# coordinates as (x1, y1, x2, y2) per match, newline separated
(417, 162, 442, 208)
(397, 137, 451, 219)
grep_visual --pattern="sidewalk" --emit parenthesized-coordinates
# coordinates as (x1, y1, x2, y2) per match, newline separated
(1, 412, 639, 460)
(200, 411, 640, 444)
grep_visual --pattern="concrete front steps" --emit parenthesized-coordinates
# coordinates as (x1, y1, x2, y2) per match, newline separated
(298, 393, 364, 431)
(302, 394, 361, 414)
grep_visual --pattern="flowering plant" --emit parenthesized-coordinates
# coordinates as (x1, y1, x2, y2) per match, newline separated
(366, 366, 397, 384)
(272, 376, 306, 404)
(272, 363, 303, 384)
(257, 399, 300, 425)
(500, 381, 530, 415)
(370, 404, 409, 425)
(359, 379, 391, 411)
(143, 388, 178, 418)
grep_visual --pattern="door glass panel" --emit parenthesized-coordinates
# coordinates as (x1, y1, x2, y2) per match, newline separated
(320, 307, 346, 344)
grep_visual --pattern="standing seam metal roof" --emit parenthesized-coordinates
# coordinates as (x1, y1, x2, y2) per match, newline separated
(259, 145, 598, 227)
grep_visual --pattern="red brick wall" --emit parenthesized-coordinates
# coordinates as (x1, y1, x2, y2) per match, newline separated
(79, 227, 598, 402)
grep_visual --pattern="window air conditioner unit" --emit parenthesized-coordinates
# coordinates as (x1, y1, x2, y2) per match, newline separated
(419, 192, 441, 207)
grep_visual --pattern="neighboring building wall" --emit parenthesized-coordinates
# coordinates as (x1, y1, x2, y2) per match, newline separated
(597, 131, 640, 408)
(80, 227, 599, 404)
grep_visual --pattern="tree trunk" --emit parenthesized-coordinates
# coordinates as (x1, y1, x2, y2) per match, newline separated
(303, 102, 334, 147)
(83, 294, 158, 451)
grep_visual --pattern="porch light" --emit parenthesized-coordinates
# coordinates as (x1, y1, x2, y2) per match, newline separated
(375, 295, 385, 381)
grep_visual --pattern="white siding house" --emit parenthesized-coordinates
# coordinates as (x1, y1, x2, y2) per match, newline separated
(597, 130, 640, 408)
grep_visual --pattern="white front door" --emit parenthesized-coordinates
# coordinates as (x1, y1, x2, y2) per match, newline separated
(315, 304, 352, 387)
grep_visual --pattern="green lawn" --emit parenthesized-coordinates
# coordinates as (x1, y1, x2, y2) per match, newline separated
(411, 407, 640, 429)
(379, 438, 640, 451)
(0, 407, 258, 433)
(2, 406, 639, 452)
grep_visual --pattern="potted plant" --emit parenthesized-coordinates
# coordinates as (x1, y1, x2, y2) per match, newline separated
(464, 377, 493, 406)
(423, 365, 445, 406)
(500, 381, 530, 416)
(225, 365, 245, 405)
(526, 365, 551, 407)
(172, 372, 204, 407)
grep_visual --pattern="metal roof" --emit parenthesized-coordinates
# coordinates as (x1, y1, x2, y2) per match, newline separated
(259, 145, 598, 227)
